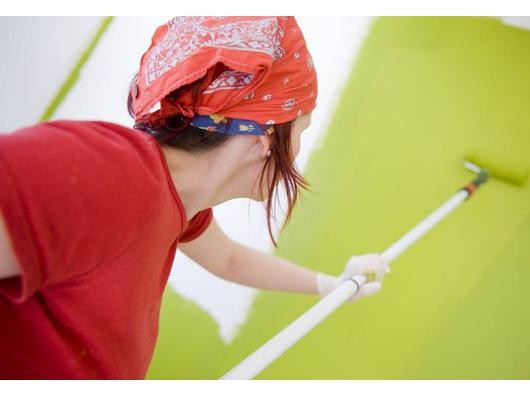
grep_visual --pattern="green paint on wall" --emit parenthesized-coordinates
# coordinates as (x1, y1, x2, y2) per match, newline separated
(148, 17, 530, 379)
(146, 289, 226, 379)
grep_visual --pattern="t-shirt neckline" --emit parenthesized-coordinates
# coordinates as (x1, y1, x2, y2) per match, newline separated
(147, 136, 190, 230)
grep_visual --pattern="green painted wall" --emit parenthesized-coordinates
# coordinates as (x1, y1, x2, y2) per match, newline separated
(148, 16, 530, 379)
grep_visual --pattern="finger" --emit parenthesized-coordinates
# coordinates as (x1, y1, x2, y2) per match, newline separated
(381, 256, 391, 274)
(344, 254, 387, 284)
(373, 262, 387, 283)
(346, 253, 380, 274)
(375, 256, 390, 281)
(351, 282, 381, 302)
(361, 282, 382, 296)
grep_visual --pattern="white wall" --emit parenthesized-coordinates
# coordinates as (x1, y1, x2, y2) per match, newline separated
(0, 17, 102, 131)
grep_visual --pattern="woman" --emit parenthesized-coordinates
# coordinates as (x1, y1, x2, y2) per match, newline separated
(0, 16, 389, 379)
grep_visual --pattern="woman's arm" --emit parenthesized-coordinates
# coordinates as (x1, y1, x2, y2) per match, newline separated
(224, 241, 318, 294)
(178, 215, 389, 299)
(179, 217, 318, 295)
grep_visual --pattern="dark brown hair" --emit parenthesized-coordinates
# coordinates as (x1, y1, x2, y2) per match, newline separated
(127, 76, 311, 247)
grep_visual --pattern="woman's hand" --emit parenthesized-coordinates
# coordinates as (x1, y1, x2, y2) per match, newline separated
(315, 253, 390, 302)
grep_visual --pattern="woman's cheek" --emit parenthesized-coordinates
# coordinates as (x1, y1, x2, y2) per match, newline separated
(292, 139, 301, 158)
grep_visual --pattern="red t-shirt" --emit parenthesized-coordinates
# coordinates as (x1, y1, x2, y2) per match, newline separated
(0, 120, 213, 379)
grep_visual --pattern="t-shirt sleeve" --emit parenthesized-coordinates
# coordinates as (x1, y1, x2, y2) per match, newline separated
(179, 208, 213, 243)
(0, 120, 174, 303)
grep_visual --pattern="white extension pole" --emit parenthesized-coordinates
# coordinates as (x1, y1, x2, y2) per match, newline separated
(221, 187, 473, 380)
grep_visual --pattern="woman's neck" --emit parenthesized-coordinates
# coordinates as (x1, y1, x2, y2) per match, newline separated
(160, 145, 239, 222)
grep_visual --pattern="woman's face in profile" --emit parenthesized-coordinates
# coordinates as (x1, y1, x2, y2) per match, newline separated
(250, 112, 312, 202)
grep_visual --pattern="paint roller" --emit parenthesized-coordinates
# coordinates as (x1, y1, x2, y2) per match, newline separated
(464, 151, 528, 186)
(221, 154, 528, 380)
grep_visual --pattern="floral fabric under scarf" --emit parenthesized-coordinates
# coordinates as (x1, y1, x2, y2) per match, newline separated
(131, 16, 318, 135)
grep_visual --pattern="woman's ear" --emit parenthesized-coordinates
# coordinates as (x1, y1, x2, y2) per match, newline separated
(258, 135, 272, 157)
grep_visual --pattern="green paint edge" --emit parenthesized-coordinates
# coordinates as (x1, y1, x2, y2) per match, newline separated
(39, 16, 114, 122)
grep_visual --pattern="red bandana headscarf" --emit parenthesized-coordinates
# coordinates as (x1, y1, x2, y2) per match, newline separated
(131, 16, 318, 135)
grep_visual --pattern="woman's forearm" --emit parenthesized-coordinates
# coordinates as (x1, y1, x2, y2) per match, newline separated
(222, 241, 319, 295)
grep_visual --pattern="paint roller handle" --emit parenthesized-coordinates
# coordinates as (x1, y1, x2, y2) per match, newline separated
(221, 275, 366, 380)
(379, 189, 470, 267)
(350, 173, 485, 284)
(347, 273, 369, 292)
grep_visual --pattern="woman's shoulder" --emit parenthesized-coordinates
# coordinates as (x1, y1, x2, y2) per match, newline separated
(34, 119, 147, 142)
(3, 119, 145, 144)
(0, 119, 171, 202)
(3, 119, 158, 161)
